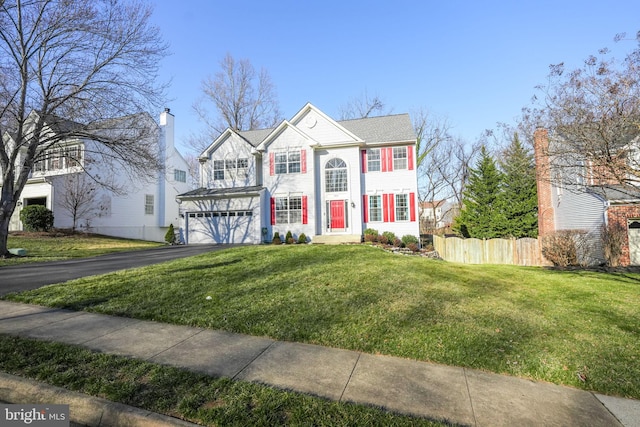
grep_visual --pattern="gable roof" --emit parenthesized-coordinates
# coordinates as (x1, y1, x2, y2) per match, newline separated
(202, 106, 416, 156)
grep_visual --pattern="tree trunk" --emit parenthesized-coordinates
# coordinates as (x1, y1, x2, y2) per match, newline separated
(0, 208, 13, 258)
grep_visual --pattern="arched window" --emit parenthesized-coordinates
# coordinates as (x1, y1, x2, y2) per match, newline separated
(325, 158, 347, 192)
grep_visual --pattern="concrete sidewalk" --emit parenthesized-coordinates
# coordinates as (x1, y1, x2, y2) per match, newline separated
(1, 300, 639, 427)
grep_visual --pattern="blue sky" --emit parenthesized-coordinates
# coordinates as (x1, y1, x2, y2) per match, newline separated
(150, 1, 640, 154)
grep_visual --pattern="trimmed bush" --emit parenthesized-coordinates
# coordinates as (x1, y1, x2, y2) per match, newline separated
(285, 231, 294, 244)
(364, 234, 376, 243)
(272, 232, 282, 245)
(377, 234, 388, 244)
(393, 238, 403, 248)
(363, 228, 378, 237)
(164, 224, 176, 245)
(298, 233, 307, 244)
(407, 243, 420, 252)
(20, 205, 54, 232)
(401, 234, 419, 246)
(382, 231, 397, 245)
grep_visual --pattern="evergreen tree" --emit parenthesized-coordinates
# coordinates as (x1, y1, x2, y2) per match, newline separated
(499, 133, 538, 238)
(453, 146, 505, 238)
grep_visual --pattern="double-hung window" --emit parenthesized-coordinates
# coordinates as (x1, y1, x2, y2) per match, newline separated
(225, 159, 237, 178)
(237, 158, 248, 176)
(368, 195, 382, 222)
(367, 149, 381, 172)
(144, 194, 154, 215)
(393, 147, 408, 170)
(275, 151, 300, 174)
(275, 196, 302, 224)
(213, 160, 225, 180)
(395, 194, 409, 221)
(174, 169, 187, 182)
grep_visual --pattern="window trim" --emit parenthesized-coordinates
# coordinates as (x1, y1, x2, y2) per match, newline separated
(368, 195, 383, 222)
(367, 148, 381, 172)
(393, 147, 408, 170)
(395, 193, 409, 221)
(144, 194, 154, 215)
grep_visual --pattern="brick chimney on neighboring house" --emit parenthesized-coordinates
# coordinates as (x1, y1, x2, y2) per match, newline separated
(534, 128, 555, 237)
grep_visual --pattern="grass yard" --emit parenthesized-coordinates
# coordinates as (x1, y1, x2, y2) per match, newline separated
(0, 335, 446, 426)
(5, 244, 640, 399)
(1, 232, 162, 265)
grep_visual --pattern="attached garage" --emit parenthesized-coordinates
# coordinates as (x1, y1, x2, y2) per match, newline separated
(177, 186, 265, 245)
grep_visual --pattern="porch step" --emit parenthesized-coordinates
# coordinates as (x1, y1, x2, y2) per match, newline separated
(311, 234, 362, 244)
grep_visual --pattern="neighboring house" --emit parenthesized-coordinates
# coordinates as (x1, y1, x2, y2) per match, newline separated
(177, 103, 420, 244)
(3, 109, 189, 242)
(419, 199, 455, 230)
(534, 128, 640, 266)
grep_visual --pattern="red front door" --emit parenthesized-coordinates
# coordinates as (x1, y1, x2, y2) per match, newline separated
(330, 200, 345, 229)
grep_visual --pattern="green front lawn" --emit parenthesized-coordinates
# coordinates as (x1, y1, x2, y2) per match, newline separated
(5, 245, 640, 399)
(1, 232, 162, 265)
(0, 336, 445, 426)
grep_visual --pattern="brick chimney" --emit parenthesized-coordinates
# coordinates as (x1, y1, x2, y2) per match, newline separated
(534, 128, 555, 237)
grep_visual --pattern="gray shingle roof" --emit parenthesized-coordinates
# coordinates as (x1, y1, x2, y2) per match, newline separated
(590, 185, 640, 202)
(338, 114, 416, 143)
(232, 113, 416, 147)
(178, 185, 264, 198)
(237, 128, 273, 147)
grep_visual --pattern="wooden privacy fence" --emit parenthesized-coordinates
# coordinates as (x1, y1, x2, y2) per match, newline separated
(433, 235, 546, 266)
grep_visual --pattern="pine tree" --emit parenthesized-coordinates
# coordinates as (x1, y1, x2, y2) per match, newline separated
(499, 133, 538, 238)
(453, 146, 505, 238)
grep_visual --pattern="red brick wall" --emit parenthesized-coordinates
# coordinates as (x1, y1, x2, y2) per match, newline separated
(534, 128, 555, 237)
(607, 205, 640, 266)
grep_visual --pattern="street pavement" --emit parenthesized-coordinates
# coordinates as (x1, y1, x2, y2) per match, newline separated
(1, 300, 639, 426)
(0, 244, 229, 296)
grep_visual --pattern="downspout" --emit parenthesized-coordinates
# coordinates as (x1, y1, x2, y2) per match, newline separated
(603, 200, 610, 227)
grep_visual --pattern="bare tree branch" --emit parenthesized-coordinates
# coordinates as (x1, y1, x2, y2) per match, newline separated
(190, 53, 282, 154)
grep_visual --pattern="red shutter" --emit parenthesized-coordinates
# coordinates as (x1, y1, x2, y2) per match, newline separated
(361, 150, 367, 173)
(381, 149, 387, 172)
(387, 148, 394, 172)
(389, 194, 395, 222)
(363, 195, 368, 223)
(383, 194, 389, 222)
(301, 149, 307, 174)
(302, 196, 308, 224)
(271, 197, 276, 225)
(408, 146, 414, 170)
(269, 152, 274, 176)
(410, 192, 416, 222)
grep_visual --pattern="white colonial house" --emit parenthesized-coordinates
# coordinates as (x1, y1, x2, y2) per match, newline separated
(4, 109, 189, 242)
(177, 103, 420, 244)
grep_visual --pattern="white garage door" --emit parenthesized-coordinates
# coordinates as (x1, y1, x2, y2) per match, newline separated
(187, 210, 260, 244)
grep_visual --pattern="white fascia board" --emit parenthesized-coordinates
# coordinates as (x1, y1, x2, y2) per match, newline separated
(290, 102, 364, 144)
(198, 128, 248, 159)
(255, 120, 314, 151)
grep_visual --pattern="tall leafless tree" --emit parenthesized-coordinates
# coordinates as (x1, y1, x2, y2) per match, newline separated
(528, 33, 640, 195)
(0, 0, 168, 257)
(191, 53, 282, 153)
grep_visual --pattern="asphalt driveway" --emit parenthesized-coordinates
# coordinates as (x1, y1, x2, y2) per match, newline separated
(0, 244, 232, 296)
